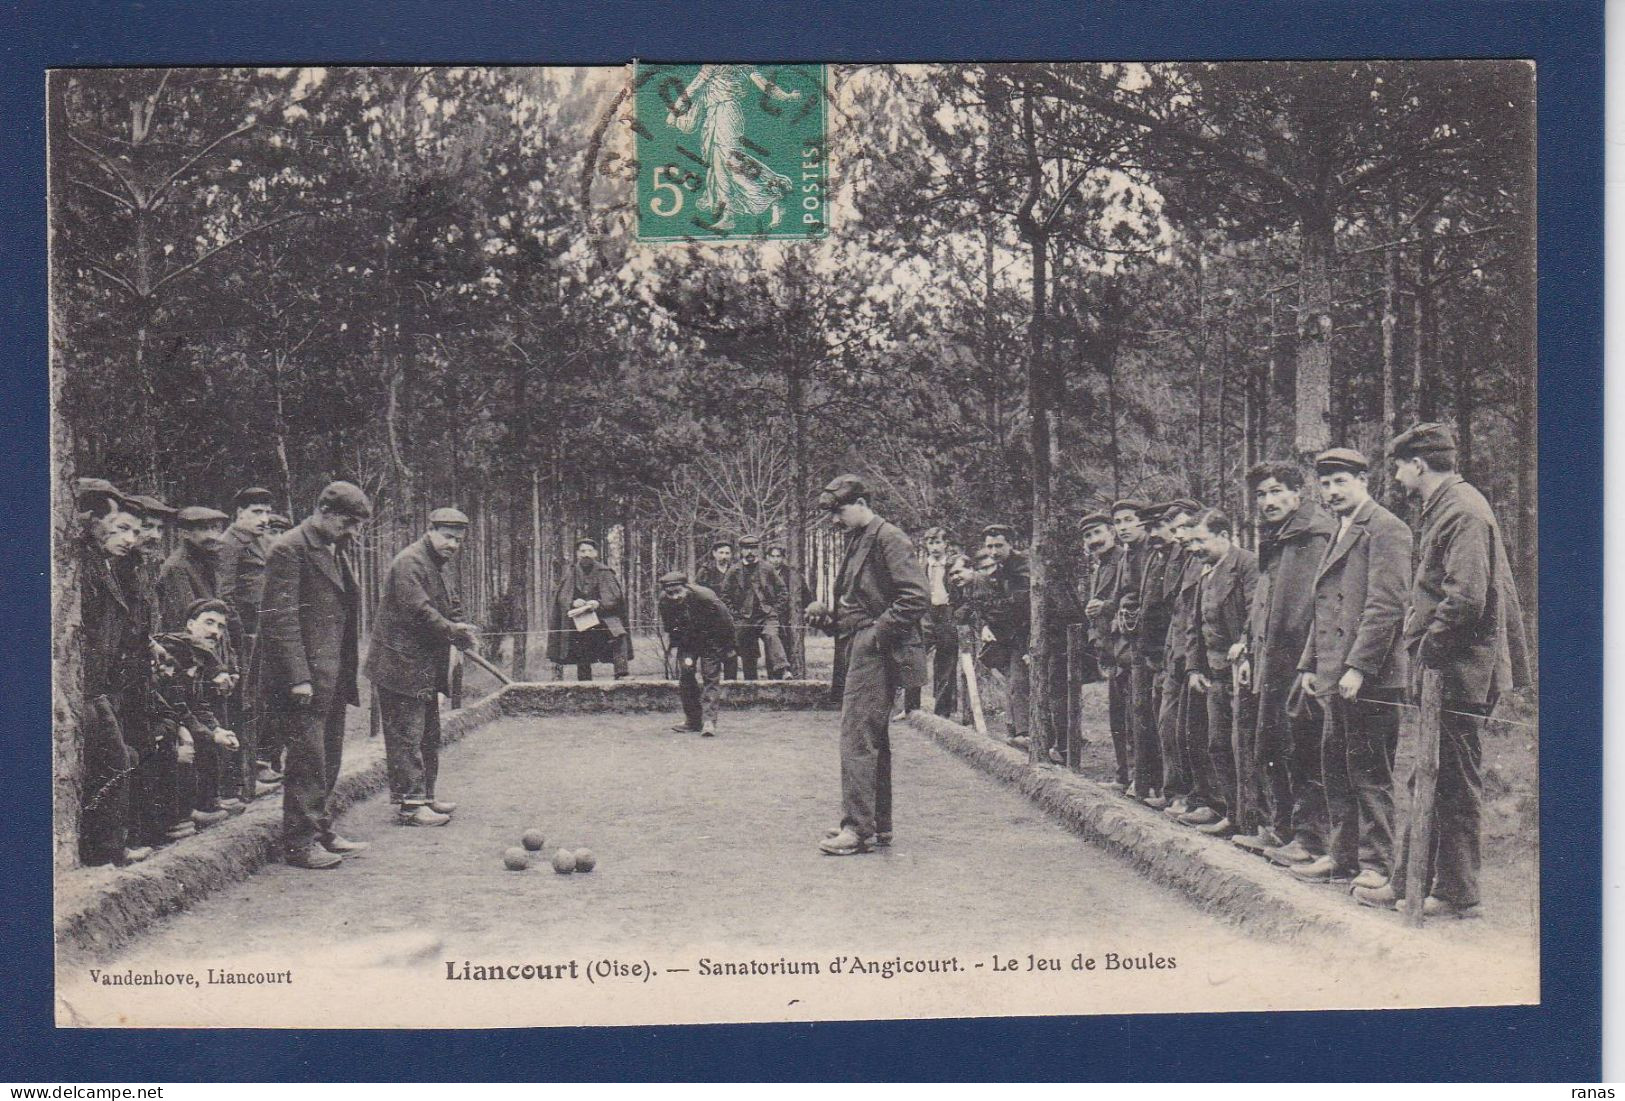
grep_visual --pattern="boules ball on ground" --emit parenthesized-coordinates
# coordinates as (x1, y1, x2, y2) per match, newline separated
(521, 828, 546, 852)
(502, 846, 530, 871)
(551, 849, 577, 874)
(574, 848, 596, 873)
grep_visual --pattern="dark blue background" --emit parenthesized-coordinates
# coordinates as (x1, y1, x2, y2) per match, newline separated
(0, 0, 1601, 1081)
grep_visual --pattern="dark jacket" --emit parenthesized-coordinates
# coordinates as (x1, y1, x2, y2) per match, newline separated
(1248, 499, 1338, 702)
(157, 542, 220, 633)
(967, 552, 1031, 652)
(1162, 547, 1201, 670)
(1132, 541, 1175, 664)
(832, 516, 930, 688)
(660, 583, 737, 658)
(695, 561, 732, 596)
(151, 631, 228, 741)
(1297, 497, 1412, 692)
(257, 517, 361, 711)
(1083, 546, 1124, 660)
(546, 560, 632, 665)
(1403, 475, 1532, 705)
(1187, 544, 1260, 676)
(81, 544, 145, 703)
(218, 524, 270, 648)
(365, 536, 466, 700)
(723, 561, 787, 624)
(1109, 539, 1150, 668)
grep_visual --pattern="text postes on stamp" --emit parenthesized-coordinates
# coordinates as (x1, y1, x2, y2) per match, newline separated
(635, 62, 827, 242)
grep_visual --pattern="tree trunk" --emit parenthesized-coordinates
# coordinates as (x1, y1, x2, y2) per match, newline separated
(1026, 227, 1055, 762)
(1215, 319, 1228, 513)
(1411, 249, 1436, 422)
(1293, 206, 1335, 461)
(51, 346, 84, 869)
(788, 360, 809, 676)
(1449, 323, 1473, 481)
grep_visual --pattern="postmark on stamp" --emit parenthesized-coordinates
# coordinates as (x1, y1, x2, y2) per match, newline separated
(634, 62, 827, 242)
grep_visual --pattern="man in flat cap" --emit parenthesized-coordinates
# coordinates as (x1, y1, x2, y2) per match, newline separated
(1080, 510, 1131, 789)
(267, 513, 292, 535)
(366, 508, 478, 827)
(964, 523, 1033, 749)
(904, 526, 960, 718)
(808, 475, 928, 855)
(1107, 499, 1152, 786)
(1287, 448, 1413, 886)
(158, 507, 229, 631)
(765, 543, 810, 678)
(1356, 423, 1531, 915)
(74, 480, 152, 866)
(1127, 502, 1184, 798)
(259, 480, 372, 869)
(658, 570, 737, 736)
(219, 487, 280, 795)
(696, 539, 739, 679)
(1147, 499, 1203, 811)
(1243, 460, 1337, 866)
(723, 535, 791, 680)
(546, 538, 633, 681)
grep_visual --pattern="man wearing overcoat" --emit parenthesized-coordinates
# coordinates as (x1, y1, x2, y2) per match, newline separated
(218, 486, 280, 795)
(546, 539, 633, 680)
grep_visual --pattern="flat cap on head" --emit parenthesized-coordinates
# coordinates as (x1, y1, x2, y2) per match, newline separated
(428, 507, 471, 527)
(75, 478, 130, 512)
(738, 534, 761, 549)
(1110, 498, 1149, 515)
(1315, 447, 1370, 475)
(980, 523, 1016, 541)
(233, 486, 276, 509)
(130, 494, 177, 519)
(268, 514, 292, 530)
(176, 506, 229, 525)
(1137, 501, 1170, 522)
(317, 481, 373, 519)
(1388, 421, 1457, 460)
(1161, 497, 1203, 521)
(817, 474, 867, 512)
(183, 597, 230, 622)
(658, 570, 689, 586)
(710, 538, 734, 551)
(1079, 511, 1113, 531)
(575, 537, 599, 551)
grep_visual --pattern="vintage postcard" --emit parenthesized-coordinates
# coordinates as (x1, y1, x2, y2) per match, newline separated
(49, 60, 1538, 1029)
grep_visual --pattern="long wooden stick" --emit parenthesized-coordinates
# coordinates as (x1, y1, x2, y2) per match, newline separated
(463, 646, 514, 686)
(959, 650, 988, 737)
(1404, 668, 1444, 928)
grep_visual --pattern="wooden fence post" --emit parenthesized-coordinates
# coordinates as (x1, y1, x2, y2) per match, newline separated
(1066, 623, 1086, 770)
(1404, 668, 1444, 928)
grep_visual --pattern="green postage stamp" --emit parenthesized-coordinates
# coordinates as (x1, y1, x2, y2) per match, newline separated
(634, 63, 827, 242)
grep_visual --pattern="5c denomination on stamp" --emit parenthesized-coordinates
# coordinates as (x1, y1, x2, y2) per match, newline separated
(634, 62, 827, 242)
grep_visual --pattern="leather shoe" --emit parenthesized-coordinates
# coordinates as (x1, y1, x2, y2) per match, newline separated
(1353, 883, 1401, 909)
(116, 845, 154, 866)
(257, 764, 284, 784)
(1423, 896, 1480, 919)
(192, 808, 230, 829)
(428, 799, 457, 814)
(671, 723, 700, 733)
(321, 834, 370, 854)
(1265, 839, 1316, 866)
(701, 724, 717, 737)
(164, 820, 197, 841)
(255, 780, 281, 797)
(1047, 746, 1065, 765)
(287, 844, 343, 870)
(398, 805, 452, 827)
(1142, 794, 1170, 809)
(876, 831, 893, 847)
(1196, 816, 1235, 837)
(1178, 806, 1219, 826)
(818, 827, 873, 856)
(217, 798, 248, 815)
(1351, 869, 1389, 890)
(1289, 855, 1352, 882)
(1231, 829, 1282, 854)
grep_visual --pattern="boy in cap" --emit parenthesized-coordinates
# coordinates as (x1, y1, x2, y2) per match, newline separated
(658, 570, 738, 736)
(1356, 424, 1531, 915)
(366, 508, 478, 826)
(809, 475, 929, 855)
(260, 480, 372, 869)
(696, 540, 739, 679)
(722, 535, 791, 680)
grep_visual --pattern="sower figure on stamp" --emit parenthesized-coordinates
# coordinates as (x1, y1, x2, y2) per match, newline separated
(366, 508, 478, 828)
(258, 481, 371, 870)
(1290, 449, 1412, 887)
(658, 570, 737, 737)
(1079, 512, 1128, 789)
(965, 523, 1032, 750)
(1145, 499, 1202, 811)
(695, 540, 738, 679)
(546, 538, 632, 681)
(1244, 461, 1338, 869)
(1183, 509, 1259, 839)
(75, 480, 152, 867)
(1356, 423, 1532, 916)
(218, 486, 281, 799)
(723, 535, 791, 680)
(903, 526, 961, 718)
(809, 475, 929, 856)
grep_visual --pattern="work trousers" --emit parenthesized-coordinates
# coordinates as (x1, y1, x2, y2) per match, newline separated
(1321, 691, 1401, 876)
(1391, 701, 1487, 907)
(736, 615, 789, 679)
(1004, 648, 1030, 739)
(904, 605, 958, 716)
(378, 688, 442, 807)
(80, 694, 135, 865)
(1202, 677, 1241, 823)
(132, 717, 193, 845)
(677, 651, 724, 730)
(1157, 658, 1190, 799)
(1258, 688, 1328, 853)
(191, 718, 222, 813)
(282, 694, 349, 856)
(1130, 656, 1163, 794)
(837, 624, 897, 840)
(1106, 663, 1133, 785)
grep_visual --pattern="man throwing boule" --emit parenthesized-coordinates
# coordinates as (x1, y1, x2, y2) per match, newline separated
(807, 475, 928, 856)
